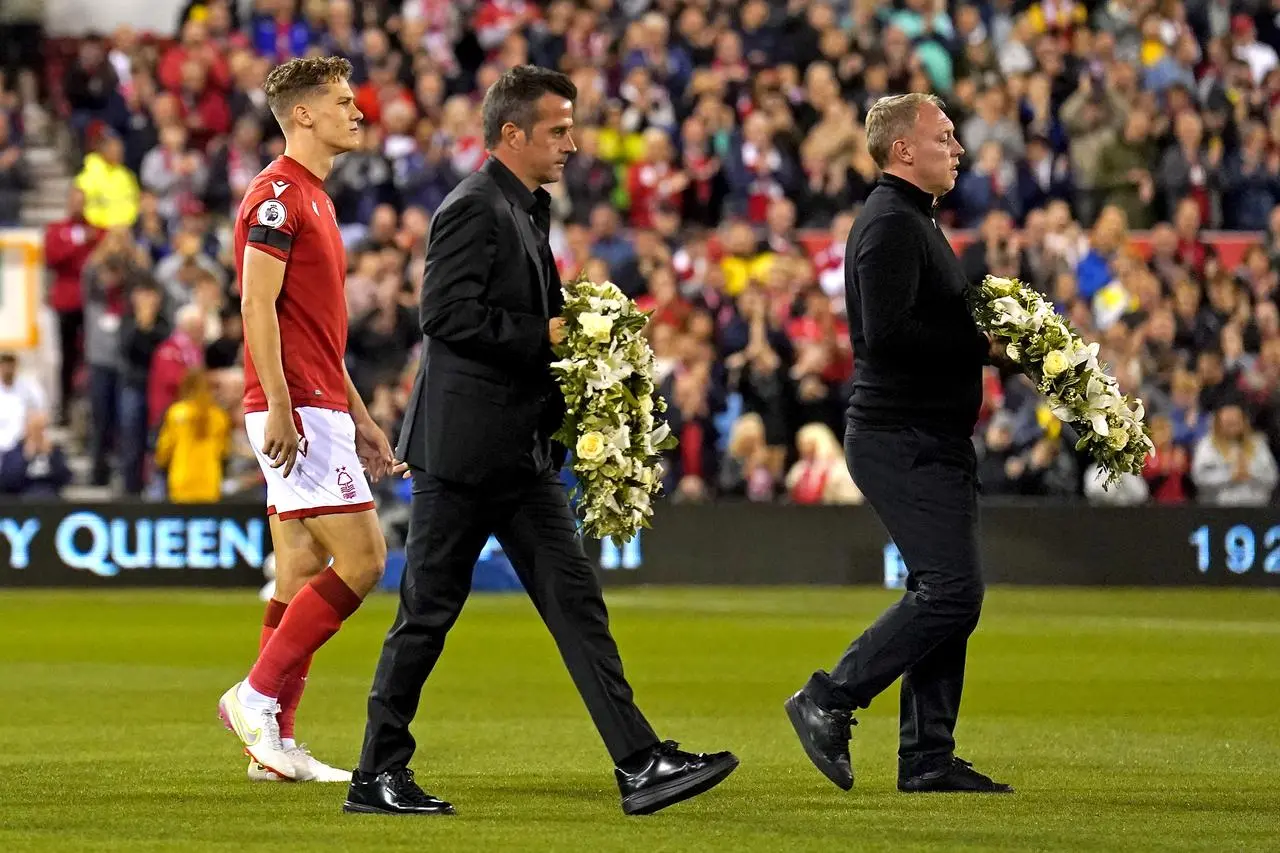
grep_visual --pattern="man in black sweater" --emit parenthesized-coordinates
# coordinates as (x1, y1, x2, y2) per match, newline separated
(785, 93, 1013, 795)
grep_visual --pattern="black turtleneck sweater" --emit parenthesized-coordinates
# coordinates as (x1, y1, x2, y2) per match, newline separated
(844, 173, 990, 437)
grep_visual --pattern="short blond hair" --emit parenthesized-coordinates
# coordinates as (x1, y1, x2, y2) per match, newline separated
(864, 93, 945, 168)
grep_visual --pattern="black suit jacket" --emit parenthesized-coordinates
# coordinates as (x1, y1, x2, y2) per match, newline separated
(397, 157, 568, 485)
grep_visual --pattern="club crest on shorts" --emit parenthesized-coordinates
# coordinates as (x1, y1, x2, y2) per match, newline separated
(336, 466, 357, 500)
(257, 199, 287, 228)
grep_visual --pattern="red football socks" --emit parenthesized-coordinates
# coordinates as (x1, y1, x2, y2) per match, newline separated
(259, 598, 309, 737)
(260, 598, 287, 650)
(277, 654, 313, 740)
(248, 567, 361, 698)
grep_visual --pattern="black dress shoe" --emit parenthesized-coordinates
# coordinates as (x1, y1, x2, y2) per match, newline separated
(616, 740, 739, 815)
(784, 690, 855, 791)
(343, 768, 456, 815)
(898, 757, 1013, 794)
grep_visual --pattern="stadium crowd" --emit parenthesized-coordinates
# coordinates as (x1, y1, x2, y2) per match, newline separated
(2, 0, 1278, 507)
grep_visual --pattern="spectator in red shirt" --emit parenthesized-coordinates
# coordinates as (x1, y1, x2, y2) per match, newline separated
(148, 303, 206, 432)
(787, 287, 851, 429)
(473, 0, 537, 54)
(44, 187, 103, 424)
(635, 266, 692, 331)
(626, 129, 686, 230)
(158, 18, 231, 95)
(786, 289, 850, 382)
(354, 57, 413, 129)
(725, 112, 800, 224)
(1172, 196, 1209, 277)
(176, 59, 232, 151)
(661, 358, 721, 502)
(786, 422, 863, 505)
(977, 366, 1007, 430)
(1143, 414, 1192, 503)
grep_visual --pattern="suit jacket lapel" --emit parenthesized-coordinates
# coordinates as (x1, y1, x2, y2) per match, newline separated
(510, 203, 550, 316)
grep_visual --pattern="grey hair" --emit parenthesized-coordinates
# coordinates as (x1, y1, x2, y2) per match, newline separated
(176, 303, 205, 333)
(864, 93, 946, 169)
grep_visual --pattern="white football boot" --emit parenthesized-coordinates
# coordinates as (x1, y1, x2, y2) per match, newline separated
(248, 745, 352, 782)
(218, 682, 297, 779)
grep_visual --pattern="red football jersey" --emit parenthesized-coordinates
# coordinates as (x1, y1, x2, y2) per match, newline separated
(234, 155, 349, 414)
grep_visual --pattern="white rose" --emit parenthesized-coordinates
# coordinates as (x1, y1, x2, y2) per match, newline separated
(576, 431, 608, 465)
(1042, 349, 1070, 378)
(578, 312, 614, 343)
(639, 394, 654, 414)
(1005, 343, 1021, 362)
(986, 276, 1018, 296)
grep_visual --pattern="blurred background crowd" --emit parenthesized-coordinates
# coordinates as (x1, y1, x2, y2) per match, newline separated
(0, 0, 1278, 510)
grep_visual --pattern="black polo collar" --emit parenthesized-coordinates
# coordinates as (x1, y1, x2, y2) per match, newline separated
(482, 155, 550, 212)
(878, 172, 937, 216)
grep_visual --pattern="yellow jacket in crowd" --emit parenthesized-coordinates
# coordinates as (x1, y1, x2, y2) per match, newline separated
(74, 152, 140, 229)
(155, 398, 231, 503)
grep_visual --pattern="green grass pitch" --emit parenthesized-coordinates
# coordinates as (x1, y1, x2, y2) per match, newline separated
(1, 586, 1278, 851)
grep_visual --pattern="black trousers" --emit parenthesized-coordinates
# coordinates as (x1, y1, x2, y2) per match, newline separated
(805, 426, 985, 777)
(57, 309, 83, 425)
(358, 468, 660, 774)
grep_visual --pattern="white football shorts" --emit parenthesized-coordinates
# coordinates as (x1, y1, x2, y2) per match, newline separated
(244, 406, 375, 521)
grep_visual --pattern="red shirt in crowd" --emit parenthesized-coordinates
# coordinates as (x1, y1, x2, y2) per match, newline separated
(44, 216, 102, 313)
(1175, 236, 1208, 277)
(179, 86, 232, 151)
(157, 45, 231, 94)
(786, 314, 853, 384)
(1143, 444, 1191, 504)
(626, 160, 683, 230)
(978, 367, 1006, 425)
(789, 461, 829, 504)
(635, 294, 693, 330)
(148, 329, 204, 428)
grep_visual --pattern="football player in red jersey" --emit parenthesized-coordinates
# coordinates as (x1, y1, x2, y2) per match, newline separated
(216, 56, 396, 783)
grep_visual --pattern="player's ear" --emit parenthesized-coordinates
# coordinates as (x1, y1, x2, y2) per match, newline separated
(293, 101, 314, 129)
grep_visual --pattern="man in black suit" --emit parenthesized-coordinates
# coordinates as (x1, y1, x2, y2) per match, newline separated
(784, 93, 1014, 795)
(345, 65, 738, 817)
